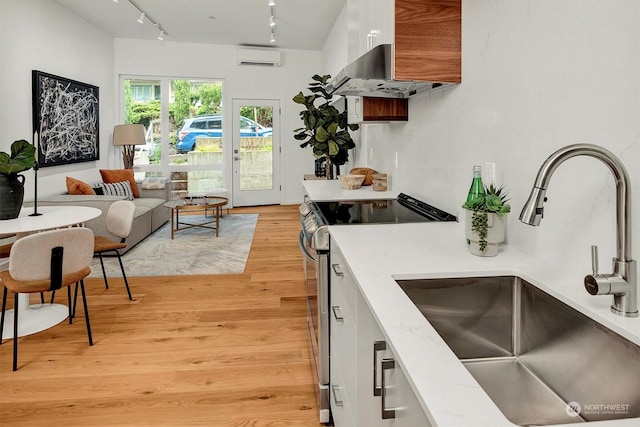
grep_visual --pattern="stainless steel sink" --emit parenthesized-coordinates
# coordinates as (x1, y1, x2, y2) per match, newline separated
(396, 276, 640, 426)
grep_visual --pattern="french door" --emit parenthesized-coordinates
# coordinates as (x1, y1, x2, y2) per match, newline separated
(231, 99, 280, 206)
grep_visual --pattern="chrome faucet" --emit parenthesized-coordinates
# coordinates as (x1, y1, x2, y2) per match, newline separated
(520, 143, 638, 317)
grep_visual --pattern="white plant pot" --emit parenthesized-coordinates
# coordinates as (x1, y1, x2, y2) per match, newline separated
(465, 211, 506, 257)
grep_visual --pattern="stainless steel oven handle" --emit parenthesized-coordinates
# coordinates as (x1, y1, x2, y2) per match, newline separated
(381, 358, 396, 419)
(373, 340, 386, 396)
(298, 231, 317, 263)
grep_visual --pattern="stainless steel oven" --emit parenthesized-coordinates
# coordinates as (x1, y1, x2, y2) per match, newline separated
(298, 193, 456, 423)
(299, 203, 331, 423)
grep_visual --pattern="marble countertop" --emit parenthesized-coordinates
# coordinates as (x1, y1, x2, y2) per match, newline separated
(302, 179, 397, 201)
(329, 221, 640, 427)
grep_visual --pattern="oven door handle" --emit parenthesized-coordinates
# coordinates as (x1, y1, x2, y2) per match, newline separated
(298, 231, 318, 264)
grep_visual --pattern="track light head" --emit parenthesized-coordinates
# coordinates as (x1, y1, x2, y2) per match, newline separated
(268, 3, 276, 43)
(157, 30, 165, 40)
(137, 12, 145, 24)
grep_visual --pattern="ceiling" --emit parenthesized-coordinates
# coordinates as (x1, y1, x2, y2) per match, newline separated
(54, 0, 345, 50)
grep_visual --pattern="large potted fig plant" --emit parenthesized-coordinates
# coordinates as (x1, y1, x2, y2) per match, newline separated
(293, 74, 359, 178)
(0, 140, 36, 220)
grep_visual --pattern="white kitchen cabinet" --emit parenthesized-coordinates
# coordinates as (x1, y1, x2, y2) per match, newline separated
(357, 0, 394, 55)
(347, 0, 462, 84)
(329, 245, 358, 427)
(387, 358, 435, 426)
(355, 285, 394, 427)
(330, 346, 356, 427)
(330, 242, 432, 427)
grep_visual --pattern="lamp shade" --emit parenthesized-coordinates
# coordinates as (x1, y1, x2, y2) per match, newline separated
(113, 124, 146, 146)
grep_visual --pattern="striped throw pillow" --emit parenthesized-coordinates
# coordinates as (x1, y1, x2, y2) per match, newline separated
(98, 181, 134, 200)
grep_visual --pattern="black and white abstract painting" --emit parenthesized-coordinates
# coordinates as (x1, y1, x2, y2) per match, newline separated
(32, 70, 99, 167)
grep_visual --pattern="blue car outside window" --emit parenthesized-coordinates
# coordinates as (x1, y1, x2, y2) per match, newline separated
(176, 115, 272, 153)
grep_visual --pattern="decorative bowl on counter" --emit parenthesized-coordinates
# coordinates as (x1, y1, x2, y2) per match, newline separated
(339, 174, 366, 189)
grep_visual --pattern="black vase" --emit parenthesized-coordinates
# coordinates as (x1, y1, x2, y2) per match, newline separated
(0, 174, 25, 220)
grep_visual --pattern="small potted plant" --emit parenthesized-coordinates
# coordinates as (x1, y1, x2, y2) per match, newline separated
(0, 140, 37, 220)
(462, 184, 511, 256)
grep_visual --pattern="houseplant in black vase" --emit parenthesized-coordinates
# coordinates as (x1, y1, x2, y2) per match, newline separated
(0, 140, 37, 220)
(293, 74, 359, 178)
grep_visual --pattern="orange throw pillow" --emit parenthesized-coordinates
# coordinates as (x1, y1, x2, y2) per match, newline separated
(66, 177, 96, 195)
(99, 169, 139, 198)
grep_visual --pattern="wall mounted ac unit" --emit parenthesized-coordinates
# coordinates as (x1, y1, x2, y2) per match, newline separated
(236, 48, 282, 67)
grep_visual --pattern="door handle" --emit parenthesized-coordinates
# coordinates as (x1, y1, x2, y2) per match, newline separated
(331, 305, 344, 322)
(331, 384, 344, 407)
(381, 358, 396, 419)
(367, 29, 380, 51)
(331, 263, 344, 277)
(373, 341, 386, 396)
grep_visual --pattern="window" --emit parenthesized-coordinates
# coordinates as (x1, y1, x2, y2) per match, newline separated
(207, 120, 221, 130)
(191, 120, 206, 130)
(130, 83, 160, 101)
(123, 77, 224, 199)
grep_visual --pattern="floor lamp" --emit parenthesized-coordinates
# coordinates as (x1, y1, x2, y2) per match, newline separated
(113, 124, 146, 169)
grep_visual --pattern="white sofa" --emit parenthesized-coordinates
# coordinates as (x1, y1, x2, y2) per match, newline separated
(24, 181, 170, 254)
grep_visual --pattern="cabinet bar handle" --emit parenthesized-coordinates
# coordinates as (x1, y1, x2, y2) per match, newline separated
(373, 340, 386, 396)
(331, 384, 344, 407)
(331, 305, 344, 322)
(381, 358, 396, 419)
(331, 263, 344, 277)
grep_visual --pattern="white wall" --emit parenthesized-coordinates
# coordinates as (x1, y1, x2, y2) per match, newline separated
(321, 2, 349, 78)
(337, 1, 640, 273)
(114, 39, 321, 204)
(0, 1, 322, 205)
(0, 0, 115, 199)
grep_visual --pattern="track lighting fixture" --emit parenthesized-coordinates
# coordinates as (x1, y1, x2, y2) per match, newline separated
(268, 4, 276, 43)
(268, 3, 275, 44)
(125, 0, 168, 40)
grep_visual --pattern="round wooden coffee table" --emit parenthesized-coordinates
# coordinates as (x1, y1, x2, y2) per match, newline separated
(164, 196, 228, 239)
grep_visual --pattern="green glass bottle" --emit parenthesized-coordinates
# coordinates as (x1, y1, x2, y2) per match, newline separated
(466, 165, 485, 206)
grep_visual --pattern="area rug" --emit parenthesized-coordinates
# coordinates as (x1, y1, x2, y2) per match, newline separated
(89, 214, 258, 277)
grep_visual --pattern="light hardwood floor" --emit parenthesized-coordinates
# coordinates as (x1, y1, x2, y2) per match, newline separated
(0, 205, 325, 426)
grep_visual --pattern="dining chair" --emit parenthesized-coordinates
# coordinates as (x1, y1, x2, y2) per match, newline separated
(94, 200, 136, 300)
(0, 243, 11, 274)
(0, 243, 11, 258)
(1, 235, 49, 304)
(0, 233, 15, 259)
(0, 227, 95, 371)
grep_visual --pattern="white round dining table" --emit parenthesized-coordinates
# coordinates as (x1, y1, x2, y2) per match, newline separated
(0, 205, 101, 339)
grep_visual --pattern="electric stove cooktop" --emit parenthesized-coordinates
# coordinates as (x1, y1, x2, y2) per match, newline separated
(313, 193, 457, 225)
